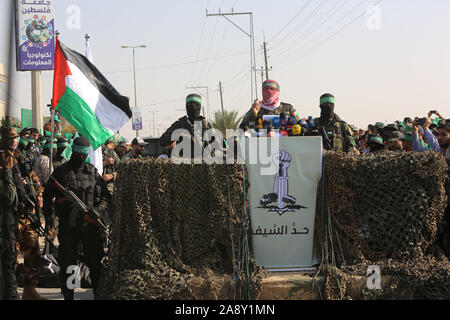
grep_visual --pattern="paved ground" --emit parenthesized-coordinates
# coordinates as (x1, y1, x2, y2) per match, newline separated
(17, 287, 95, 300)
(16, 220, 95, 300)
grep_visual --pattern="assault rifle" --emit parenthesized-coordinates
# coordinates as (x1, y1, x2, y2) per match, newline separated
(318, 126, 333, 151)
(49, 176, 109, 239)
(23, 195, 57, 250)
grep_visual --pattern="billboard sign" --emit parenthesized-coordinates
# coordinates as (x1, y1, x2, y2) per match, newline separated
(15, 0, 55, 71)
(132, 108, 143, 131)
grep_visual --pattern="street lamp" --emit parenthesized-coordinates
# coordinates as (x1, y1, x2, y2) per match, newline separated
(121, 45, 147, 137)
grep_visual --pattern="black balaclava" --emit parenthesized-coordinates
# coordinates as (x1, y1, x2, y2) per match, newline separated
(69, 136, 90, 169)
(319, 93, 335, 122)
(56, 137, 68, 157)
(186, 94, 202, 123)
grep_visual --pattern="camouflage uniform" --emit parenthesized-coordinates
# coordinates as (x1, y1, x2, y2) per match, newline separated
(313, 114, 356, 153)
(0, 149, 21, 299)
(43, 160, 110, 300)
(121, 150, 143, 160)
(239, 102, 298, 130)
(102, 148, 120, 196)
(13, 149, 45, 299)
(0, 166, 17, 300)
(160, 116, 213, 157)
(52, 155, 67, 169)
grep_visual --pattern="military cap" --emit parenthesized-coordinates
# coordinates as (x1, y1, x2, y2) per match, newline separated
(387, 131, 404, 142)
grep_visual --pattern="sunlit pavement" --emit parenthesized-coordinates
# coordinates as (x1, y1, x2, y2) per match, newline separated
(17, 287, 95, 300)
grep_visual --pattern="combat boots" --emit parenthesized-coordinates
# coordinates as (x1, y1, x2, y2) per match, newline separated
(22, 285, 47, 300)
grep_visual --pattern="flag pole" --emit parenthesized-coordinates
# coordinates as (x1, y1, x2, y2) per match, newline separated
(49, 103, 54, 174)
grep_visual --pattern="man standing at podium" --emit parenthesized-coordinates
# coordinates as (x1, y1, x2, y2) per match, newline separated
(313, 93, 355, 153)
(239, 80, 299, 131)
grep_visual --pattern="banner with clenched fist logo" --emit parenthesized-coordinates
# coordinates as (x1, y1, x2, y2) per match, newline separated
(244, 136, 323, 271)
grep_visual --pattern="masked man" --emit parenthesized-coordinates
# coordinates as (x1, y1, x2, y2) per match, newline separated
(43, 137, 110, 300)
(313, 93, 356, 152)
(239, 80, 299, 131)
(160, 94, 213, 158)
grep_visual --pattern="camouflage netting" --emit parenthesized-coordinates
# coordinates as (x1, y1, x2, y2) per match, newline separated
(97, 159, 268, 300)
(314, 151, 450, 300)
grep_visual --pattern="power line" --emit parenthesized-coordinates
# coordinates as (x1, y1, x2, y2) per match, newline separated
(267, 0, 313, 44)
(204, 21, 229, 81)
(223, 61, 249, 84)
(277, 0, 384, 70)
(273, 0, 366, 64)
(189, 16, 208, 84)
(105, 51, 248, 74)
(270, 0, 329, 49)
(232, 0, 241, 8)
(196, 16, 220, 81)
(140, 90, 220, 108)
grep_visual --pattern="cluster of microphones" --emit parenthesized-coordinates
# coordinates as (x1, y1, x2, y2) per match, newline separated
(245, 112, 320, 137)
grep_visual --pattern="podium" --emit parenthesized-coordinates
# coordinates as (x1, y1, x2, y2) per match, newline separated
(243, 136, 323, 271)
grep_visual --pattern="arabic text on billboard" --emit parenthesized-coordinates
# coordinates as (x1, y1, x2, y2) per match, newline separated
(15, 0, 55, 71)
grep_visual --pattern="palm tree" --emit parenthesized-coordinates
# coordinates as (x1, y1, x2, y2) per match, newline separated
(210, 110, 243, 138)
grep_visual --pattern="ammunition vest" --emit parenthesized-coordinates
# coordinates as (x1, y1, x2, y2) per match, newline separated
(55, 163, 100, 214)
(314, 118, 347, 152)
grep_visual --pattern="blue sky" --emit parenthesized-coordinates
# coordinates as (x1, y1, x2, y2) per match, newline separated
(2, 0, 450, 139)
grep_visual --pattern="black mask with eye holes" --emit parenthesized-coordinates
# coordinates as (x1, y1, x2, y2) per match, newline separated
(186, 102, 202, 123)
(320, 103, 335, 122)
(69, 153, 87, 170)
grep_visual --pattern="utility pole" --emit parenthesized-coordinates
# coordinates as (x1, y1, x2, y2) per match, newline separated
(121, 45, 147, 137)
(263, 41, 272, 80)
(219, 82, 224, 115)
(219, 81, 225, 131)
(150, 110, 159, 137)
(31, 71, 43, 131)
(255, 67, 265, 84)
(206, 10, 258, 102)
(185, 85, 210, 120)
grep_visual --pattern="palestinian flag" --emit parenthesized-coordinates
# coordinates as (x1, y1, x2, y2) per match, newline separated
(52, 38, 131, 150)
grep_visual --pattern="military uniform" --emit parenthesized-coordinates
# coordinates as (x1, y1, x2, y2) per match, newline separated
(239, 102, 298, 130)
(43, 158, 110, 300)
(0, 148, 22, 300)
(52, 155, 67, 169)
(0, 163, 18, 300)
(121, 150, 143, 160)
(12, 149, 45, 299)
(160, 115, 212, 157)
(102, 148, 120, 196)
(313, 114, 356, 152)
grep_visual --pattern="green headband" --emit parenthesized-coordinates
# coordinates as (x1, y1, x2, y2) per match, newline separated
(320, 97, 335, 105)
(72, 144, 90, 155)
(369, 136, 383, 144)
(186, 96, 202, 105)
(19, 139, 28, 146)
(57, 142, 69, 148)
(262, 81, 280, 91)
(27, 138, 35, 143)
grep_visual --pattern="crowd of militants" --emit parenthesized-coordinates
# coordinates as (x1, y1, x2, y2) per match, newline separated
(351, 110, 450, 160)
(0, 83, 449, 300)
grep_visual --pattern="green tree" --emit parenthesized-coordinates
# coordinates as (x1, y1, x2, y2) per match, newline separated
(210, 110, 242, 138)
